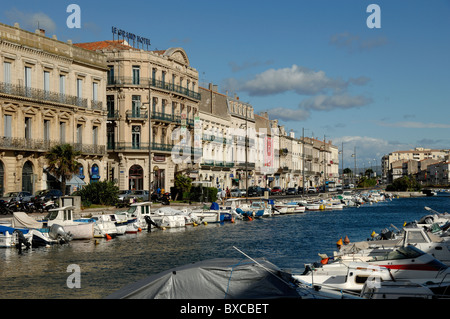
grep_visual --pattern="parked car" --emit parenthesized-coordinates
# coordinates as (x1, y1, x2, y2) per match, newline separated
(230, 188, 242, 197)
(33, 189, 63, 202)
(247, 186, 262, 197)
(1, 191, 33, 203)
(270, 186, 283, 195)
(239, 189, 247, 197)
(118, 190, 133, 202)
(308, 187, 318, 193)
(131, 190, 149, 201)
(286, 187, 297, 195)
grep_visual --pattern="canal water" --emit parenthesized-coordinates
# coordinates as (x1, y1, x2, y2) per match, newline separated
(1, 194, 449, 299)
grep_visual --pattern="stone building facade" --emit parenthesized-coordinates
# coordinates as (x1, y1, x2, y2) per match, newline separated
(75, 40, 201, 191)
(0, 22, 108, 195)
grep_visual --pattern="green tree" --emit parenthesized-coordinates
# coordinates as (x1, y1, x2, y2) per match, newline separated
(386, 176, 422, 192)
(73, 180, 119, 206)
(343, 168, 352, 175)
(174, 174, 192, 200)
(45, 144, 81, 195)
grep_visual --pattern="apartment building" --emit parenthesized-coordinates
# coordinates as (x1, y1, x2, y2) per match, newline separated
(198, 84, 234, 189)
(427, 161, 450, 185)
(0, 22, 108, 196)
(382, 148, 450, 183)
(75, 40, 201, 191)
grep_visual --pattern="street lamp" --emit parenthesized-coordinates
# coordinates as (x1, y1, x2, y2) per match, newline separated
(351, 146, 356, 185)
(141, 87, 152, 199)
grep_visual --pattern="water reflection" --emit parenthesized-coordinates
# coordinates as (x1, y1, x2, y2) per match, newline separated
(1, 195, 449, 299)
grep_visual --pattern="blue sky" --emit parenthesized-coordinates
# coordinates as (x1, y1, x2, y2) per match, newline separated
(1, 0, 449, 170)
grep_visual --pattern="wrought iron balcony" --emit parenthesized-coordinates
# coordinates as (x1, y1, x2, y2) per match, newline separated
(107, 76, 201, 101)
(0, 81, 103, 110)
(126, 110, 148, 121)
(0, 136, 105, 155)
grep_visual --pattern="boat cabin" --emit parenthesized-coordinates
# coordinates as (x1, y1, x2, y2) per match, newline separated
(43, 206, 76, 225)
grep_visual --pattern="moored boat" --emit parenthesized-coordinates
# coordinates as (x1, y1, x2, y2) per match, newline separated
(42, 206, 94, 240)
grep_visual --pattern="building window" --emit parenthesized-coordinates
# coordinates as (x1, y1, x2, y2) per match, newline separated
(107, 66, 114, 84)
(92, 82, 98, 101)
(44, 120, 50, 141)
(152, 68, 156, 85)
(132, 66, 140, 85)
(60, 122, 66, 143)
(132, 125, 141, 149)
(24, 66, 32, 88)
(107, 125, 115, 149)
(107, 95, 115, 118)
(76, 124, 83, 144)
(43, 71, 50, 92)
(4, 62, 11, 84)
(132, 95, 141, 117)
(59, 74, 66, 94)
(4, 115, 12, 137)
(25, 117, 32, 139)
(24, 66, 32, 97)
(161, 99, 166, 114)
(93, 126, 98, 145)
(77, 78, 83, 98)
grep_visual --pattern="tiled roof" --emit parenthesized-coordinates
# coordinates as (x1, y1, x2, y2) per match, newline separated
(74, 40, 141, 51)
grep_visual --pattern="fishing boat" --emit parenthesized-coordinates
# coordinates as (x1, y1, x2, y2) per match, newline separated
(42, 206, 94, 240)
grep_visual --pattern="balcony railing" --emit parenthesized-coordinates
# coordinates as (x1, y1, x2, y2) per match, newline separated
(0, 81, 103, 110)
(108, 141, 202, 155)
(107, 76, 201, 101)
(0, 136, 105, 155)
(126, 110, 148, 121)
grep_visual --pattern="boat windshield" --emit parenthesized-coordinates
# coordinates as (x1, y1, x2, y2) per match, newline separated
(45, 211, 59, 221)
(127, 206, 137, 214)
(373, 246, 424, 261)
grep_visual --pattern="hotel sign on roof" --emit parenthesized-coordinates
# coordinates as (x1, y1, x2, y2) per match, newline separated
(112, 26, 151, 48)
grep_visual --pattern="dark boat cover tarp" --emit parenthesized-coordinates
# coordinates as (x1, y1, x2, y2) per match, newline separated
(106, 258, 300, 299)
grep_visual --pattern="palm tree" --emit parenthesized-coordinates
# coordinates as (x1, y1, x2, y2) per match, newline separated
(45, 144, 81, 195)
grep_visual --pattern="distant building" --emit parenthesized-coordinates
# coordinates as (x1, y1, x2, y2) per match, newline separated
(382, 148, 450, 183)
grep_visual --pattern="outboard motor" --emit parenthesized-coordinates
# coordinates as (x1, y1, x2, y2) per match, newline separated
(144, 215, 158, 232)
(13, 230, 30, 253)
(49, 224, 73, 243)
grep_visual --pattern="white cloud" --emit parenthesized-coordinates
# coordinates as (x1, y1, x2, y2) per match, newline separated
(6, 8, 57, 34)
(237, 64, 348, 96)
(299, 94, 373, 111)
(264, 107, 310, 122)
(332, 136, 411, 168)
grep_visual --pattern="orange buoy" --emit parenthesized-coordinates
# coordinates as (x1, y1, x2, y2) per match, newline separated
(320, 258, 329, 265)
(344, 235, 350, 245)
(106, 234, 112, 240)
(138, 227, 142, 232)
(336, 237, 343, 246)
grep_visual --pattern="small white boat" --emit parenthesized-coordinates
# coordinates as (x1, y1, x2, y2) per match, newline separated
(42, 206, 94, 240)
(76, 214, 119, 239)
(293, 260, 393, 294)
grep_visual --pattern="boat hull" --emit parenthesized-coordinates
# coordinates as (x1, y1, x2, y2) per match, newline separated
(63, 223, 94, 240)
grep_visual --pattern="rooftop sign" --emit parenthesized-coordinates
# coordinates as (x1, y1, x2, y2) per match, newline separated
(112, 26, 151, 49)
